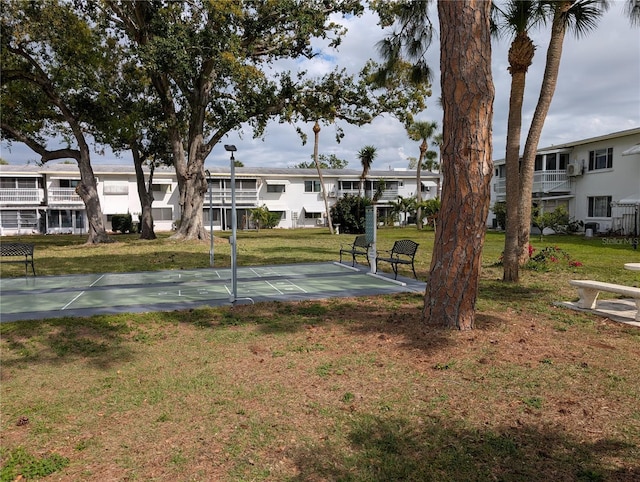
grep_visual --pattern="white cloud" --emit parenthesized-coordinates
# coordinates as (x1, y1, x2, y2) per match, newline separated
(3, 4, 638, 173)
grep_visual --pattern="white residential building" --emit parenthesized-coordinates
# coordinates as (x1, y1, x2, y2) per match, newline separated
(0, 163, 440, 235)
(490, 127, 640, 236)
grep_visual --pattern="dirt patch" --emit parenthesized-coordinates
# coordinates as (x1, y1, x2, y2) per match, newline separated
(1, 294, 639, 481)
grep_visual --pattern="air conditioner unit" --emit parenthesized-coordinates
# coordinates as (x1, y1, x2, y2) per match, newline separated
(567, 162, 582, 177)
(316, 218, 324, 226)
(328, 189, 337, 198)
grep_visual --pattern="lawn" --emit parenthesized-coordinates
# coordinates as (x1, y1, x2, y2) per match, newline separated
(1, 228, 639, 481)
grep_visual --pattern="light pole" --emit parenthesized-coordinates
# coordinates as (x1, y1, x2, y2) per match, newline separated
(225, 144, 238, 303)
(205, 169, 214, 267)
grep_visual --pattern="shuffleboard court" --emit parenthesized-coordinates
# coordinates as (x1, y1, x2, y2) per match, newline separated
(0, 262, 426, 323)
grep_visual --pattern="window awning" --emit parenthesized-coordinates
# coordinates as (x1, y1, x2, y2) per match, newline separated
(266, 204, 288, 211)
(421, 181, 438, 187)
(303, 206, 323, 213)
(621, 144, 640, 156)
(265, 179, 290, 185)
(538, 195, 575, 201)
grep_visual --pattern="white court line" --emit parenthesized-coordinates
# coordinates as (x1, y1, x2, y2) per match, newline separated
(281, 279, 308, 293)
(264, 280, 283, 294)
(61, 292, 85, 310)
(89, 274, 105, 287)
(250, 268, 262, 277)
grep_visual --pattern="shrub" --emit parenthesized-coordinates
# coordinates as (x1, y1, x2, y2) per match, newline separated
(492, 202, 506, 229)
(525, 245, 583, 272)
(330, 194, 372, 234)
(111, 213, 133, 233)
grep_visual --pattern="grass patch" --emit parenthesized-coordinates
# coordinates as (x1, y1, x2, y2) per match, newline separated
(1, 228, 639, 480)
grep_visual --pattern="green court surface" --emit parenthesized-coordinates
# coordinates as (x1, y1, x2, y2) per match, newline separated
(0, 262, 426, 323)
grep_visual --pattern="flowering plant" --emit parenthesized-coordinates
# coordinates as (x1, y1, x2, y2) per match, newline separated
(526, 245, 582, 271)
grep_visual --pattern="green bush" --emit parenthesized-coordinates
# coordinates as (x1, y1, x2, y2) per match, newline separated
(492, 202, 506, 230)
(330, 194, 372, 234)
(250, 205, 281, 230)
(111, 213, 133, 233)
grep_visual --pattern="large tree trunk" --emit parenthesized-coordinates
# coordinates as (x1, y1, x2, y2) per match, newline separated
(73, 136, 111, 244)
(517, 2, 569, 264)
(173, 157, 208, 240)
(132, 147, 156, 240)
(423, 0, 494, 330)
(503, 32, 535, 282)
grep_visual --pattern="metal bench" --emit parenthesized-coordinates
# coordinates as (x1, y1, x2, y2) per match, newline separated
(570, 279, 640, 321)
(376, 239, 419, 279)
(339, 234, 371, 267)
(0, 242, 36, 276)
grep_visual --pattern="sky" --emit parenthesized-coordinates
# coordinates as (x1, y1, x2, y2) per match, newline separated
(2, 2, 639, 171)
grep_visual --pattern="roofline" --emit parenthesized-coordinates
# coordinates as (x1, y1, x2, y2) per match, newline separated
(494, 127, 640, 163)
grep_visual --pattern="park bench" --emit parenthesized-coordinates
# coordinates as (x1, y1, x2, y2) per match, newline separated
(569, 279, 640, 321)
(0, 242, 36, 276)
(339, 234, 371, 267)
(376, 239, 419, 279)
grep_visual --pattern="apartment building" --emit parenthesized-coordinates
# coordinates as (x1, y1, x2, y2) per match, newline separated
(490, 127, 640, 235)
(0, 163, 440, 235)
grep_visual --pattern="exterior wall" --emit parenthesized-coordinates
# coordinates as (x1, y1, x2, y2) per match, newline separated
(1, 163, 440, 235)
(489, 128, 640, 234)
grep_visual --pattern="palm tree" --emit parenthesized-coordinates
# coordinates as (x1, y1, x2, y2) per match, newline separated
(312, 121, 334, 234)
(492, 0, 549, 283)
(357, 145, 377, 197)
(517, 0, 609, 265)
(432, 132, 443, 198)
(407, 120, 438, 229)
(390, 195, 416, 226)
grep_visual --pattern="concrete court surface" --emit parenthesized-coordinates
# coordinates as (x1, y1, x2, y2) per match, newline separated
(0, 262, 426, 323)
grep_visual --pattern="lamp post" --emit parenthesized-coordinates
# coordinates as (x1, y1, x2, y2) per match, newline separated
(225, 144, 238, 303)
(205, 169, 214, 267)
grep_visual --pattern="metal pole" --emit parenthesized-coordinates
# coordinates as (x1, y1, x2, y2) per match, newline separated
(230, 153, 237, 302)
(206, 170, 214, 267)
(225, 145, 238, 303)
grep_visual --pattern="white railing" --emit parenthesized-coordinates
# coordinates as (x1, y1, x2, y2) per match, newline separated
(48, 188, 83, 203)
(337, 188, 400, 202)
(494, 170, 570, 196)
(533, 170, 570, 193)
(207, 188, 258, 204)
(0, 188, 43, 203)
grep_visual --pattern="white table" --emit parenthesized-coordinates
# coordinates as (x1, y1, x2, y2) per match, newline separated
(624, 263, 640, 271)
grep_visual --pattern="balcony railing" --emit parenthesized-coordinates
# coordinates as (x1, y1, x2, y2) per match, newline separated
(494, 170, 571, 197)
(337, 188, 400, 202)
(48, 188, 84, 204)
(207, 188, 258, 205)
(0, 188, 43, 204)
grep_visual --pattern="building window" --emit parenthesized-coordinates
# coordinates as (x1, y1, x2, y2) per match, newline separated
(304, 211, 322, 219)
(534, 155, 543, 171)
(59, 179, 80, 188)
(588, 196, 612, 217)
(588, 148, 613, 171)
(559, 153, 569, 170)
(152, 184, 171, 193)
(0, 210, 37, 229)
(48, 209, 74, 228)
(267, 184, 285, 193)
(545, 153, 557, 170)
(304, 180, 321, 192)
(103, 181, 129, 195)
(339, 180, 358, 190)
(152, 207, 173, 221)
